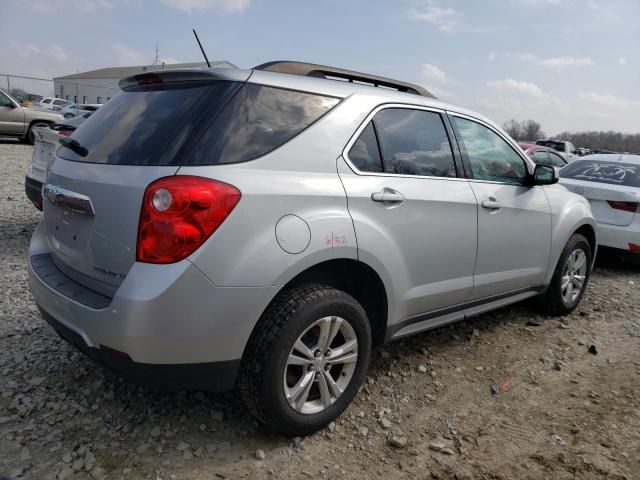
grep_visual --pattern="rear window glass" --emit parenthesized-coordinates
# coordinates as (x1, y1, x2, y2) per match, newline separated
(58, 82, 339, 166)
(187, 84, 340, 165)
(560, 160, 640, 187)
(536, 140, 565, 152)
(58, 81, 241, 165)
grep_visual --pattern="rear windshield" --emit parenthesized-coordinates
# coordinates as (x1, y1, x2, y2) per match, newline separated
(58, 80, 339, 166)
(57, 81, 241, 165)
(560, 160, 640, 187)
(536, 140, 564, 152)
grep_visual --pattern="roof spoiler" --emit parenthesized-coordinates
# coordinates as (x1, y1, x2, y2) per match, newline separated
(254, 61, 435, 98)
(118, 68, 250, 90)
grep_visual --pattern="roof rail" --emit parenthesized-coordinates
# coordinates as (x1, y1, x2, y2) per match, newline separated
(253, 61, 435, 98)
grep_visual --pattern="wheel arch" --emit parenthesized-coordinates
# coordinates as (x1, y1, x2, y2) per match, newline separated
(24, 119, 55, 140)
(284, 259, 389, 346)
(244, 258, 389, 356)
(574, 223, 597, 264)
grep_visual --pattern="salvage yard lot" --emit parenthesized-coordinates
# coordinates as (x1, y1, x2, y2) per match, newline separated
(1, 142, 639, 480)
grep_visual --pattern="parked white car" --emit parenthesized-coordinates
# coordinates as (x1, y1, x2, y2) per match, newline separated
(536, 139, 579, 162)
(25, 113, 93, 209)
(38, 97, 73, 111)
(60, 103, 102, 119)
(560, 154, 640, 253)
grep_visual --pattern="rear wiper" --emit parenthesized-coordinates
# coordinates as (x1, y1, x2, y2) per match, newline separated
(59, 137, 89, 157)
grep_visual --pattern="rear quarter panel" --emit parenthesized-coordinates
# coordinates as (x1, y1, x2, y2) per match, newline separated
(179, 94, 383, 287)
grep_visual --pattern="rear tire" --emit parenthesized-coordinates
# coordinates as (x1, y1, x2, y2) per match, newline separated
(537, 233, 591, 316)
(238, 284, 371, 436)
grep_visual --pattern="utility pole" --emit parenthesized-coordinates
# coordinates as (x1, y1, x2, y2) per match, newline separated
(76, 68, 79, 113)
(152, 43, 160, 65)
(7, 75, 10, 94)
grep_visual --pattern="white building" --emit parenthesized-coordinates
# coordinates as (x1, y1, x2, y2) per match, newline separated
(53, 60, 236, 104)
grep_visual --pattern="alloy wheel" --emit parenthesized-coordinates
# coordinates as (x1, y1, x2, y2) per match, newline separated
(561, 248, 587, 304)
(283, 316, 358, 415)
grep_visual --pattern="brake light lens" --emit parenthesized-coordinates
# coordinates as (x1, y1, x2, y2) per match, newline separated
(136, 176, 241, 264)
(607, 201, 638, 213)
(629, 243, 640, 253)
(57, 129, 73, 137)
(135, 73, 163, 86)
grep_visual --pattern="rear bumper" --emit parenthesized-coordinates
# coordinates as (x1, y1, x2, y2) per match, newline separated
(25, 175, 43, 211)
(40, 307, 240, 391)
(597, 221, 640, 252)
(28, 221, 279, 391)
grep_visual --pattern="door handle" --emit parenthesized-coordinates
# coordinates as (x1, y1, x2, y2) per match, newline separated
(371, 189, 405, 204)
(481, 198, 502, 210)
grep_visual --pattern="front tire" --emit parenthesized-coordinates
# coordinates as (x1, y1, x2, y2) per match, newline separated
(238, 284, 371, 436)
(538, 233, 592, 316)
(24, 122, 49, 145)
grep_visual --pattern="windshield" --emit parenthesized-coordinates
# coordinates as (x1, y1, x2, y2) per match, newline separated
(560, 160, 640, 187)
(1, 89, 19, 105)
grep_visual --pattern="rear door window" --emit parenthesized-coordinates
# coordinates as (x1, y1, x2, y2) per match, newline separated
(373, 108, 457, 177)
(560, 160, 640, 187)
(348, 123, 383, 173)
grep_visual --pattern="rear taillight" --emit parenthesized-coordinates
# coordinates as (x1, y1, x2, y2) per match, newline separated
(607, 201, 638, 213)
(58, 129, 73, 137)
(629, 243, 640, 253)
(136, 176, 241, 264)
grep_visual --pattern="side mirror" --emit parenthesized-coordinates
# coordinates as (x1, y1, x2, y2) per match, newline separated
(533, 164, 559, 185)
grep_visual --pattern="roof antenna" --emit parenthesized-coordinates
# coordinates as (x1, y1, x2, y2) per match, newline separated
(192, 29, 211, 68)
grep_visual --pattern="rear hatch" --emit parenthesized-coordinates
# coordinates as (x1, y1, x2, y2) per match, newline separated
(560, 159, 640, 226)
(43, 69, 250, 294)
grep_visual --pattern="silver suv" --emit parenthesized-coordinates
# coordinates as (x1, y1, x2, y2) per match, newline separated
(28, 61, 596, 435)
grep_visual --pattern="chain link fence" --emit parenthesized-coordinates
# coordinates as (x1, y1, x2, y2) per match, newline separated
(0, 74, 55, 102)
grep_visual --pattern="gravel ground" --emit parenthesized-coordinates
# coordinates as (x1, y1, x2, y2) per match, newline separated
(1, 141, 639, 480)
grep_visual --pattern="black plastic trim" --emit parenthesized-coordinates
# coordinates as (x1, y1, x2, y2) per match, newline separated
(30, 253, 113, 309)
(38, 307, 240, 392)
(25, 176, 43, 211)
(386, 285, 544, 341)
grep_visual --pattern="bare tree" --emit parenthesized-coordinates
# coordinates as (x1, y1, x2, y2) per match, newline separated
(556, 131, 640, 154)
(503, 119, 523, 140)
(521, 120, 544, 141)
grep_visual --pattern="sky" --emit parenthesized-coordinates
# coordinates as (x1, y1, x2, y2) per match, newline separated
(1, 0, 639, 134)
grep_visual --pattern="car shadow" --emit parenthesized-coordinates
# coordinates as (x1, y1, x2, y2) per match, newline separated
(593, 246, 640, 274)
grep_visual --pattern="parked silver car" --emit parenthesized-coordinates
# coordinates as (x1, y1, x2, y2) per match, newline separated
(60, 103, 102, 119)
(28, 62, 596, 434)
